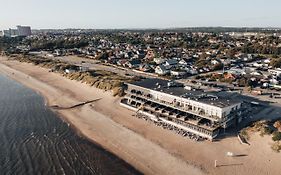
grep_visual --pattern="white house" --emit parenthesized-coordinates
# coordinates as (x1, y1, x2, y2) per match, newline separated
(189, 69, 199, 75)
(211, 60, 219, 65)
(170, 70, 187, 76)
(155, 65, 170, 75)
(264, 59, 271, 64)
(253, 62, 263, 68)
(65, 68, 76, 74)
(179, 59, 188, 65)
(154, 57, 167, 65)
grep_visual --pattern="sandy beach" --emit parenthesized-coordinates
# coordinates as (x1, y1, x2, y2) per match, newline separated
(0, 56, 280, 175)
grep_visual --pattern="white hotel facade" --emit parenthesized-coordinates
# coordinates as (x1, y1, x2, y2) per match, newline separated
(121, 79, 242, 140)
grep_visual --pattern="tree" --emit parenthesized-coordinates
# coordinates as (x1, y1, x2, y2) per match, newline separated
(226, 49, 236, 58)
(270, 58, 281, 68)
(238, 77, 247, 87)
(213, 63, 223, 71)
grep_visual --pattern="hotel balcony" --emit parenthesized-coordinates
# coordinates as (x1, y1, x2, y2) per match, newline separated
(126, 89, 222, 122)
(120, 98, 219, 139)
(123, 96, 221, 130)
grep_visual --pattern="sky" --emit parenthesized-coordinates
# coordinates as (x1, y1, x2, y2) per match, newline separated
(0, 0, 281, 30)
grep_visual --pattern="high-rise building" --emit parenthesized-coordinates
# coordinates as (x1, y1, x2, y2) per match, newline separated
(17, 25, 32, 36)
(2, 29, 19, 37)
(1, 25, 31, 37)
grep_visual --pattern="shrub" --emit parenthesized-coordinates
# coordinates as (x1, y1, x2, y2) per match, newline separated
(272, 131, 281, 141)
(240, 128, 249, 140)
(251, 120, 268, 131)
(260, 126, 274, 136)
(112, 87, 124, 97)
(112, 87, 121, 97)
(271, 142, 281, 152)
(112, 81, 122, 88)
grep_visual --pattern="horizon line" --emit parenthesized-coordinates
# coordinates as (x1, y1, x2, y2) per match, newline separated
(30, 26, 281, 30)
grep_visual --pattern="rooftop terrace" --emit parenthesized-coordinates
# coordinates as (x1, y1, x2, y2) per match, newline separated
(129, 78, 241, 108)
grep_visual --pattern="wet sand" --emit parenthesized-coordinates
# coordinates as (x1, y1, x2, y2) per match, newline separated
(1, 56, 280, 175)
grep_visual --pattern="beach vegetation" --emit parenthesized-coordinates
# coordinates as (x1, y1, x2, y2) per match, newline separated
(240, 128, 249, 140)
(11, 54, 131, 97)
(272, 131, 281, 142)
(271, 142, 281, 153)
(260, 126, 274, 136)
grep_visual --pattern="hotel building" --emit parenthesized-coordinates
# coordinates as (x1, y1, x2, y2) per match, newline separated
(120, 78, 243, 140)
(1, 25, 31, 37)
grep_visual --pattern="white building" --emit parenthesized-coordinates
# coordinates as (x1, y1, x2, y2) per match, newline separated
(65, 68, 77, 74)
(155, 65, 169, 75)
(121, 79, 243, 140)
(2, 29, 19, 37)
(170, 70, 186, 76)
(154, 57, 167, 65)
(1, 25, 31, 37)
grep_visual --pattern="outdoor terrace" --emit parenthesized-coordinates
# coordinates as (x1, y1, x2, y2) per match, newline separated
(127, 90, 222, 121)
(123, 96, 220, 131)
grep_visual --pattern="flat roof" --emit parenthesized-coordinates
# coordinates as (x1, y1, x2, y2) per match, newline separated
(129, 78, 241, 108)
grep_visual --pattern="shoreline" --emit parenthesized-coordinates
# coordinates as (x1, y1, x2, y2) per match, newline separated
(0, 60, 150, 174)
(0, 57, 204, 175)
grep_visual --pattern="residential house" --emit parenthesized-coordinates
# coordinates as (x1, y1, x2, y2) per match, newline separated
(179, 59, 189, 65)
(165, 59, 178, 67)
(189, 68, 199, 75)
(238, 54, 254, 62)
(211, 59, 220, 65)
(170, 69, 187, 77)
(154, 57, 167, 65)
(117, 59, 127, 67)
(227, 68, 246, 76)
(155, 65, 170, 75)
(139, 63, 153, 72)
(126, 59, 142, 68)
(65, 68, 77, 74)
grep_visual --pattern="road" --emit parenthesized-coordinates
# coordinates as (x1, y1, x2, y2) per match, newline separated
(50, 55, 281, 106)
(52, 55, 159, 79)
